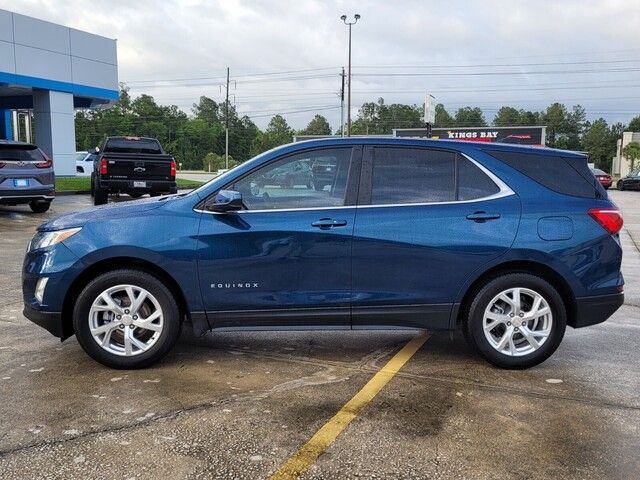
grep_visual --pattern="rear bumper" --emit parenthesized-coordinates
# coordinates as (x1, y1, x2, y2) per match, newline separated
(0, 187, 55, 204)
(23, 303, 63, 338)
(98, 179, 177, 193)
(573, 292, 624, 328)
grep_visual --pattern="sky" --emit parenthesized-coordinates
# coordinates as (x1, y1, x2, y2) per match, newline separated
(4, 0, 640, 130)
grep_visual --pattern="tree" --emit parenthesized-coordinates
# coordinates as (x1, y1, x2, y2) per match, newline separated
(454, 107, 486, 127)
(351, 98, 423, 134)
(582, 118, 611, 170)
(628, 115, 640, 132)
(299, 115, 332, 136)
(493, 106, 521, 126)
(623, 142, 640, 172)
(202, 152, 238, 172)
(250, 115, 293, 155)
(434, 104, 454, 127)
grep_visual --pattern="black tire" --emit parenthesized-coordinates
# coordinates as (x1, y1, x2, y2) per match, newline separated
(463, 273, 566, 369)
(150, 192, 161, 197)
(313, 181, 324, 191)
(94, 187, 108, 205)
(128, 193, 143, 198)
(73, 269, 181, 369)
(29, 200, 51, 213)
(618, 181, 625, 191)
(90, 178, 95, 197)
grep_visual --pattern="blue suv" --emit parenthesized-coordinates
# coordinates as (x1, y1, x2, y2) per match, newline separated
(22, 138, 624, 369)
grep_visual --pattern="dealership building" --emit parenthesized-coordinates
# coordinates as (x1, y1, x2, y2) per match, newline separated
(0, 9, 119, 175)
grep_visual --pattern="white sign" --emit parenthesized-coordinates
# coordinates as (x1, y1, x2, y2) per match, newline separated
(424, 94, 435, 124)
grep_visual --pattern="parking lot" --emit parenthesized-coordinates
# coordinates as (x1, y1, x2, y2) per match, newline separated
(0, 191, 639, 479)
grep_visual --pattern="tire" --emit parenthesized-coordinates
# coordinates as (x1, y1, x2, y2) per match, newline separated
(29, 200, 51, 213)
(313, 181, 324, 191)
(618, 181, 625, 191)
(90, 178, 95, 197)
(94, 187, 108, 205)
(73, 269, 181, 369)
(128, 193, 143, 198)
(463, 273, 566, 369)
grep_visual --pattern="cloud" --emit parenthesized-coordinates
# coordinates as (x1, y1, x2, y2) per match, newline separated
(3, 0, 639, 129)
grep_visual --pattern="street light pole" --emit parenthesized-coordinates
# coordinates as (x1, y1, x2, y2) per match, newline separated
(341, 14, 360, 137)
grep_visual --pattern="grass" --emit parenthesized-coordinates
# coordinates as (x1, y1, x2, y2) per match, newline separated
(55, 176, 205, 192)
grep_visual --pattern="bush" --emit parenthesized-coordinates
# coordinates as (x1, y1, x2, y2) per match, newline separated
(202, 152, 239, 172)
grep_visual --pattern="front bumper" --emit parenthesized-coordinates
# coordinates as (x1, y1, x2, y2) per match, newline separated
(573, 292, 624, 328)
(23, 304, 63, 338)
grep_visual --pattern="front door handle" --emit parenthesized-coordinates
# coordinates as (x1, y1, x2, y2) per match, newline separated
(466, 211, 501, 222)
(311, 218, 348, 228)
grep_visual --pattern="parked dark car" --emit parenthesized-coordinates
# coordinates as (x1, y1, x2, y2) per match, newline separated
(0, 140, 55, 213)
(617, 169, 640, 191)
(23, 138, 623, 370)
(91, 136, 177, 205)
(590, 168, 612, 189)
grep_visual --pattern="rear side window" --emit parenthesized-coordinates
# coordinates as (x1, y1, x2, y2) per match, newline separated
(370, 148, 500, 204)
(0, 145, 45, 162)
(487, 150, 604, 198)
(104, 138, 162, 154)
(372, 148, 456, 204)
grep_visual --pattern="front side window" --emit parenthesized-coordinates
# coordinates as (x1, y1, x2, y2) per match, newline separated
(232, 148, 352, 210)
(370, 147, 500, 205)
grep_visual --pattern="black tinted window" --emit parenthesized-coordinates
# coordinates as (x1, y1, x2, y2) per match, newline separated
(104, 138, 162, 154)
(0, 145, 45, 162)
(458, 157, 500, 200)
(233, 148, 352, 210)
(372, 148, 456, 204)
(487, 150, 604, 198)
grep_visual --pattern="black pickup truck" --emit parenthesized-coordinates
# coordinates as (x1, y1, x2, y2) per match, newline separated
(91, 136, 177, 205)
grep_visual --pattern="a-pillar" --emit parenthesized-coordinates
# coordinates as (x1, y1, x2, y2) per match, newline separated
(32, 90, 76, 176)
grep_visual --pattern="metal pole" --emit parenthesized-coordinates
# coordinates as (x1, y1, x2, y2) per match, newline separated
(340, 67, 345, 137)
(225, 66, 229, 170)
(347, 24, 352, 137)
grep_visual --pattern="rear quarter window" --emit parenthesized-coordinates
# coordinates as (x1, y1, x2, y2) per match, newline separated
(486, 150, 605, 198)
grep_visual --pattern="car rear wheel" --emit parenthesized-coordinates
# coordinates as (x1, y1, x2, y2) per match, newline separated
(618, 181, 625, 191)
(29, 200, 51, 213)
(463, 273, 566, 369)
(128, 193, 143, 198)
(94, 187, 108, 205)
(73, 269, 181, 369)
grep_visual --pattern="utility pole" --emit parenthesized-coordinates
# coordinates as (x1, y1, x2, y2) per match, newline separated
(340, 67, 345, 137)
(225, 66, 230, 170)
(341, 14, 360, 137)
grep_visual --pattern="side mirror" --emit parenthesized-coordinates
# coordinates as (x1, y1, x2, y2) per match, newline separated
(206, 190, 243, 213)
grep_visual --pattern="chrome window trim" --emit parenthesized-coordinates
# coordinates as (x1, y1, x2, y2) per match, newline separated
(194, 151, 514, 215)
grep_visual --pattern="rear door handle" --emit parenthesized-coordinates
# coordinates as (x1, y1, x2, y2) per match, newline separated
(311, 218, 348, 228)
(466, 212, 501, 222)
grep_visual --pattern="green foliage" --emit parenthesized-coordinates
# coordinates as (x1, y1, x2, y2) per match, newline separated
(202, 152, 238, 171)
(250, 115, 294, 156)
(299, 115, 332, 136)
(623, 142, 640, 172)
(583, 119, 612, 171)
(434, 104, 454, 127)
(350, 98, 423, 134)
(628, 116, 640, 132)
(55, 176, 203, 192)
(453, 107, 486, 127)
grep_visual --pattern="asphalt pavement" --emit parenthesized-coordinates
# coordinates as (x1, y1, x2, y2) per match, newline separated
(0, 191, 638, 479)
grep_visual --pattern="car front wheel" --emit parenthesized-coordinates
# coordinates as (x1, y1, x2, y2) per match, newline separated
(463, 273, 566, 369)
(73, 269, 181, 368)
(29, 200, 51, 213)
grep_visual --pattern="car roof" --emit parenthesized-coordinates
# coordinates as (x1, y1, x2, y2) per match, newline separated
(289, 136, 587, 158)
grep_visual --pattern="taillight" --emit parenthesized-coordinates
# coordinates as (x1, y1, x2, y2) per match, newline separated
(100, 158, 108, 175)
(170, 161, 176, 177)
(35, 150, 53, 168)
(588, 208, 623, 235)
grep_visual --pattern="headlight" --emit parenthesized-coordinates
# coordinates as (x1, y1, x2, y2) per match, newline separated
(29, 227, 82, 252)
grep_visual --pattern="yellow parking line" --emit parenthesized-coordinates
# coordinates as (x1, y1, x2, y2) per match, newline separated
(270, 331, 430, 480)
